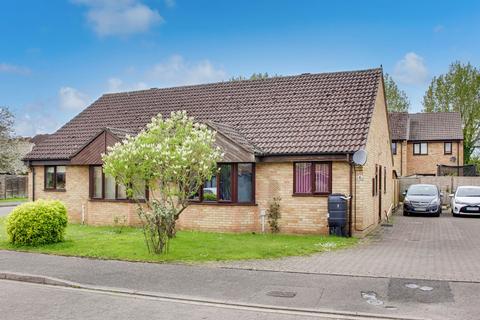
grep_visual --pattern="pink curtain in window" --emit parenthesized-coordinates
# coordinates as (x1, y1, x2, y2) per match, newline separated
(314, 163, 330, 193)
(295, 163, 311, 193)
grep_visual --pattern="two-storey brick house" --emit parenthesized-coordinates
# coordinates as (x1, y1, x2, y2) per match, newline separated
(389, 112, 464, 176)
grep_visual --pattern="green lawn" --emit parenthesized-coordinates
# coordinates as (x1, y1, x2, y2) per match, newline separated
(0, 218, 357, 263)
(0, 197, 28, 203)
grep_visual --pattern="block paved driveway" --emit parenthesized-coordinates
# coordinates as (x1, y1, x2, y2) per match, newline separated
(215, 211, 480, 282)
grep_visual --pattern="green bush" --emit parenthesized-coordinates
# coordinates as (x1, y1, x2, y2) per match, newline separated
(203, 192, 217, 201)
(6, 200, 68, 246)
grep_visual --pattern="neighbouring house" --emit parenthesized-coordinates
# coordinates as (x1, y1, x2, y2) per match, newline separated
(1, 134, 51, 175)
(389, 112, 463, 176)
(24, 68, 394, 236)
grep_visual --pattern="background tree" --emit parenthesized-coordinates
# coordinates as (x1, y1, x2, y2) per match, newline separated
(230, 72, 281, 81)
(423, 61, 480, 163)
(0, 107, 19, 174)
(383, 73, 410, 112)
(103, 111, 222, 254)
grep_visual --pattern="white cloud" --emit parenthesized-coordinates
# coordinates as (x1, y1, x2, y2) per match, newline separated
(0, 63, 31, 75)
(147, 55, 227, 87)
(14, 103, 63, 137)
(107, 77, 148, 92)
(393, 52, 428, 85)
(58, 87, 90, 111)
(72, 0, 163, 37)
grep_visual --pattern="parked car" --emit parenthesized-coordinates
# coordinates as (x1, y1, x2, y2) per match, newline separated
(450, 186, 480, 217)
(403, 184, 442, 217)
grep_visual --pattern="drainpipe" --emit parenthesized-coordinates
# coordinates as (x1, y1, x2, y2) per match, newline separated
(348, 159, 353, 237)
(81, 204, 86, 225)
(400, 141, 403, 176)
(457, 141, 460, 176)
(260, 209, 266, 233)
(31, 166, 35, 201)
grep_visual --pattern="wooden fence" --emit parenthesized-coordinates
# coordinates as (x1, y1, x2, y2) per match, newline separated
(0, 175, 28, 199)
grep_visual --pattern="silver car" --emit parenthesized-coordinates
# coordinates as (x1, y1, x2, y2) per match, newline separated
(403, 184, 442, 217)
(450, 186, 480, 217)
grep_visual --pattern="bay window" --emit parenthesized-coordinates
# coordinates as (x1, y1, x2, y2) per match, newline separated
(218, 164, 232, 201)
(89, 166, 146, 201)
(294, 162, 331, 195)
(45, 166, 66, 190)
(237, 163, 254, 203)
(193, 163, 255, 204)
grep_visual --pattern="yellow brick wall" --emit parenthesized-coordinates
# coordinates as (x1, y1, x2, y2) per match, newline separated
(406, 141, 463, 176)
(392, 140, 407, 176)
(29, 162, 350, 234)
(29, 165, 89, 223)
(352, 80, 394, 235)
(177, 161, 350, 234)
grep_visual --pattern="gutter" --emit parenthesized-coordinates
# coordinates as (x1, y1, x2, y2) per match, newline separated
(32, 166, 35, 201)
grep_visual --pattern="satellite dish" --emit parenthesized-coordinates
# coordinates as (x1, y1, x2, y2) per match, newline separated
(352, 149, 367, 166)
(450, 156, 457, 163)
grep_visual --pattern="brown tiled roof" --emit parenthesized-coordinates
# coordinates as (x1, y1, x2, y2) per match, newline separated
(388, 112, 409, 140)
(409, 112, 463, 141)
(25, 68, 383, 161)
(389, 112, 463, 141)
(206, 121, 262, 154)
(105, 127, 136, 141)
(30, 134, 51, 145)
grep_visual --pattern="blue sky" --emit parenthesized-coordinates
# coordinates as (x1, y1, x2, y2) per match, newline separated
(1, 0, 479, 136)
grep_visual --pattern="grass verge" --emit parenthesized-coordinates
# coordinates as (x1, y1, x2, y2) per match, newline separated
(0, 197, 28, 203)
(0, 218, 357, 263)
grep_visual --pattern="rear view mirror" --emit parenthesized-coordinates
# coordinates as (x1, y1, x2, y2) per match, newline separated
(449, 193, 454, 198)
(402, 191, 407, 196)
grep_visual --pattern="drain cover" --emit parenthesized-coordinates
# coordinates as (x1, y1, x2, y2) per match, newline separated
(266, 290, 297, 298)
(419, 286, 433, 291)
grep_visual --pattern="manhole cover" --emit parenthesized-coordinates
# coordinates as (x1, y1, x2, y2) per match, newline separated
(419, 286, 433, 291)
(266, 291, 297, 298)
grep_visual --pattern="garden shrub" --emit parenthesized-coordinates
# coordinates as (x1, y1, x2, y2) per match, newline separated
(6, 200, 68, 246)
(267, 196, 281, 233)
(203, 192, 217, 201)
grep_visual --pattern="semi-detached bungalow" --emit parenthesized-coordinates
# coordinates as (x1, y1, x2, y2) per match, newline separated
(24, 68, 394, 236)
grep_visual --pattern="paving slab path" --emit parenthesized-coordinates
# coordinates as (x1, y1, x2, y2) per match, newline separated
(215, 212, 480, 282)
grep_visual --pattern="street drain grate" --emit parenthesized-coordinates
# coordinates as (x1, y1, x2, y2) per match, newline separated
(266, 290, 297, 298)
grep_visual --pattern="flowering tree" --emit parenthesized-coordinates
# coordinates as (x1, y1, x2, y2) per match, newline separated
(103, 111, 223, 254)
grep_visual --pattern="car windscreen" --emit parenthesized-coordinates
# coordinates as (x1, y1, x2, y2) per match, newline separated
(407, 185, 437, 196)
(456, 187, 480, 197)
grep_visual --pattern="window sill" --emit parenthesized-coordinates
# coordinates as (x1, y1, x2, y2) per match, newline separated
(292, 193, 330, 197)
(188, 201, 257, 206)
(89, 198, 147, 203)
(43, 189, 66, 192)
